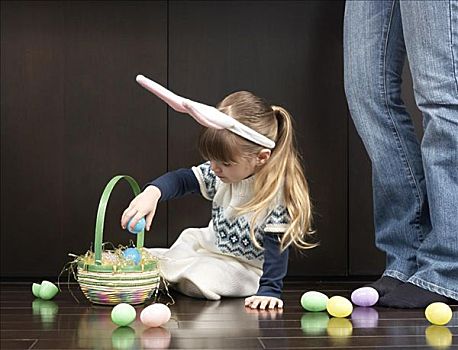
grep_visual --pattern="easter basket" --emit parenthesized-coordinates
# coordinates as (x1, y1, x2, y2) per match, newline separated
(76, 175, 160, 305)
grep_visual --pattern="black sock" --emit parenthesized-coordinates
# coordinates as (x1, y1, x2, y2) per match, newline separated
(378, 283, 452, 308)
(366, 276, 403, 297)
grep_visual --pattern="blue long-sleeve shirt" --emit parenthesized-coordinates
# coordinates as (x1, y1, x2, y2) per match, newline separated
(145, 168, 289, 299)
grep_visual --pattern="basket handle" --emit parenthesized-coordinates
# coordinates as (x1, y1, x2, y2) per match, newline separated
(94, 175, 144, 265)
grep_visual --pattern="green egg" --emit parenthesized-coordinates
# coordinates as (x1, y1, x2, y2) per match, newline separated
(32, 299, 44, 315)
(39, 281, 59, 300)
(32, 283, 41, 298)
(112, 326, 137, 349)
(39, 300, 59, 324)
(301, 312, 330, 335)
(301, 291, 329, 312)
(111, 303, 136, 327)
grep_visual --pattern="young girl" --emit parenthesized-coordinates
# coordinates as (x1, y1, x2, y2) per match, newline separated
(121, 75, 316, 309)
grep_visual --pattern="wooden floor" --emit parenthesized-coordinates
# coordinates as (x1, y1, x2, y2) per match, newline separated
(1, 280, 457, 349)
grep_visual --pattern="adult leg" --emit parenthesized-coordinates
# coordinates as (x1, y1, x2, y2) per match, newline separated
(344, 0, 430, 295)
(379, 0, 458, 307)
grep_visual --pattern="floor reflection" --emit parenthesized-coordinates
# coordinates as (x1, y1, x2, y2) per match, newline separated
(301, 312, 329, 335)
(111, 326, 138, 349)
(141, 327, 172, 349)
(13, 286, 457, 350)
(31, 299, 59, 329)
(74, 305, 172, 350)
(244, 305, 284, 320)
(77, 307, 120, 349)
(351, 307, 379, 328)
(425, 325, 453, 349)
(327, 317, 353, 347)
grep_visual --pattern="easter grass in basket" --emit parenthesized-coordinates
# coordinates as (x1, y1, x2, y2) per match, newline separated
(64, 175, 161, 305)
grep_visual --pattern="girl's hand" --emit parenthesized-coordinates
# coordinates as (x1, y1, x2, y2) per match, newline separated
(121, 186, 161, 232)
(244, 295, 284, 309)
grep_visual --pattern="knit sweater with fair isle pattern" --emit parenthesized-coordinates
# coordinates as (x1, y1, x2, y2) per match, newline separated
(147, 161, 290, 298)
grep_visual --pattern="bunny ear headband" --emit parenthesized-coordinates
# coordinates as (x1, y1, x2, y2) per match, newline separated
(136, 75, 276, 149)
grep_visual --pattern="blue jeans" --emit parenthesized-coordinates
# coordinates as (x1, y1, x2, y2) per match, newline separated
(344, 0, 458, 301)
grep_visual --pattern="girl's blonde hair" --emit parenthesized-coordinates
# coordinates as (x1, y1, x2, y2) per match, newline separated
(198, 91, 316, 251)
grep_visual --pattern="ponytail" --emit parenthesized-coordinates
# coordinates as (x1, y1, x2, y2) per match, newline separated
(236, 105, 316, 251)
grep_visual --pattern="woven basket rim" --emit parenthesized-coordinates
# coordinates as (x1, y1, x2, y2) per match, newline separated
(77, 260, 157, 273)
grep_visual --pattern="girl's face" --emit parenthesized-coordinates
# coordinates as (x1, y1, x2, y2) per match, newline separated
(210, 157, 257, 183)
(209, 150, 271, 183)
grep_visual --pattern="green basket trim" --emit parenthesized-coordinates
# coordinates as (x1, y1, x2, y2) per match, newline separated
(79, 281, 159, 288)
(94, 175, 144, 264)
(79, 281, 160, 289)
(78, 271, 159, 279)
(78, 260, 156, 273)
(78, 274, 159, 281)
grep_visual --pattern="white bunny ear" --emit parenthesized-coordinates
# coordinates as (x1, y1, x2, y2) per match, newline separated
(136, 75, 188, 113)
(182, 100, 226, 129)
(182, 100, 234, 129)
(136, 74, 276, 149)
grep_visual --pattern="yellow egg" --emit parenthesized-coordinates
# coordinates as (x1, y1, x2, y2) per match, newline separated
(327, 317, 353, 337)
(326, 296, 353, 318)
(425, 325, 452, 348)
(425, 302, 453, 326)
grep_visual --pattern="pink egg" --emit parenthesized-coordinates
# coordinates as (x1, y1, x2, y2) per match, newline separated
(141, 327, 171, 349)
(351, 287, 379, 307)
(140, 303, 171, 328)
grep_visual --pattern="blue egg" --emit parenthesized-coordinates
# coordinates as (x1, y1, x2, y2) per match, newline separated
(123, 248, 141, 265)
(127, 217, 146, 234)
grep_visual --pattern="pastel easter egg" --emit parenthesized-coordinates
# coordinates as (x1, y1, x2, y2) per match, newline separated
(127, 217, 146, 234)
(32, 299, 44, 315)
(140, 303, 171, 328)
(326, 296, 353, 318)
(327, 317, 353, 338)
(351, 307, 379, 328)
(39, 281, 59, 300)
(425, 302, 452, 326)
(425, 325, 453, 348)
(111, 326, 136, 349)
(351, 287, 379, 307)
(141, 327, 172, 349)
(300, 312, 329, 335)
(301, 291, 329, 312)
(39, 300, 59, 324)
(32, 283, 41, 298)
(123, 248, 141, 265)
(111, 303, 136, 327)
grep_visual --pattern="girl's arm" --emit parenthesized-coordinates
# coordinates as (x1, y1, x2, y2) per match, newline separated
(144, 168, 200, 201)
(245, 233, 289, 309)
(121, 168, 200, 231)
(256, 233, 289, 297)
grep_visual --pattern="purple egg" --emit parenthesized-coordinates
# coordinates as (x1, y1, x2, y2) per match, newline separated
(351, 307, 379, 328)
(351, 287, 379, 307)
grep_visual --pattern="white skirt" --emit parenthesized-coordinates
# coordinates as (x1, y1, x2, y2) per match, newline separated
(148, 226, 262, 300)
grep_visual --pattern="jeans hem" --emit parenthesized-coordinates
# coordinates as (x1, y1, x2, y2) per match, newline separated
(383, 270, 410, 282)
(408, 276, 458, 301)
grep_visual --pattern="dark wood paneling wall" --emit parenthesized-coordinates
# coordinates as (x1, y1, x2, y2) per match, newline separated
(1, 1, 168, 277)
(2, 0, 415, 279)
(1, 1, 66, 277)
(168, 1, 348, 276)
